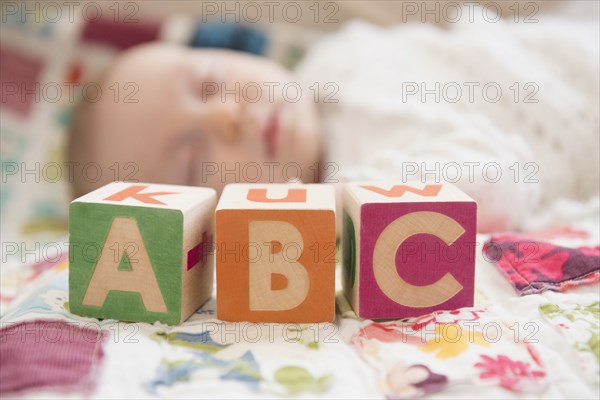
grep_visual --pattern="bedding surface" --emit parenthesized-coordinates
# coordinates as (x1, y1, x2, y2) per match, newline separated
(1, 200, 598, 399)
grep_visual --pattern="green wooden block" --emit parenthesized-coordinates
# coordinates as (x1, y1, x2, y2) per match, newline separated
(69, 182, 216, 325)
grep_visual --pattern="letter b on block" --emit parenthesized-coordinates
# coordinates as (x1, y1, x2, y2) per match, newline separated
(216, 184, 336, 322)
(249, 221, 309, 311)
(343, 182, 477, 319)
(69, 182, 216, 325)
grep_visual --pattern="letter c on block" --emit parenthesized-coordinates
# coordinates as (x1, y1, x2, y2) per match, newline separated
(373, 211, 464, 308)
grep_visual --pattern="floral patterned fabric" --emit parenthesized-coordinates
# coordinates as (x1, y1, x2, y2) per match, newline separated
(540, 302, 599, 385)
(483, 234, 600, 295)
(1, 252, 599, 398)
(350, 308, 548, 397)
(2, 213, 600, 400)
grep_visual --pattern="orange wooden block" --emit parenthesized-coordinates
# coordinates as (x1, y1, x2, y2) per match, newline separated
(216, 184, 336, 323)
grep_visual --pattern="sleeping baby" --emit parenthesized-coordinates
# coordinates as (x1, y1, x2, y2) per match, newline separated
(68, 44, 323, 197)
(69, 13, 598, 233)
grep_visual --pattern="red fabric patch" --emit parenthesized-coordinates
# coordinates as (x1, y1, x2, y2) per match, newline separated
(483, 234, 600, 295)
(82, 19, 161, 50)
(0, 46, 44, 118)
(0, 320, 106, 394)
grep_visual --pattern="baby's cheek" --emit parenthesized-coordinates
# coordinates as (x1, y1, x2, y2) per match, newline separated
(164, 143, 194, 186)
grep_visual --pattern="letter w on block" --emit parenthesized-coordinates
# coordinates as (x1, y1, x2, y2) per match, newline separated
(104, 185, 177, 205)
(82, 217, 167, 313)
(248, 221, 309, 311)
(360, 184, 442, 198)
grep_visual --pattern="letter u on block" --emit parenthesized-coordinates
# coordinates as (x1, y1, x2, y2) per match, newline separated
(216, 184, 336, 323)
(247, 188, 307, 203)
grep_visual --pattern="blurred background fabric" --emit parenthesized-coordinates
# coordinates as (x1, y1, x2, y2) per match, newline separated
(1, 0, 599, 263)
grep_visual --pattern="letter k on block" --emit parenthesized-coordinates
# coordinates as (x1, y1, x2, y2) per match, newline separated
(104, 185, 178, 205)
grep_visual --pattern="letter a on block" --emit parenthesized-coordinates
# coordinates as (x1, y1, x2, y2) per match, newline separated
(247, 188, 307, 203)
(82, 217, 167, 312)
(248, 221, 309, 311)
(360, 184, 442, 198)
(373, 211, 464, 308)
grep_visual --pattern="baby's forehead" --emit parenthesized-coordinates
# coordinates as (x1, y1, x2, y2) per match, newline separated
(107, 43, 193, 83)
(109, 44, 290, 86)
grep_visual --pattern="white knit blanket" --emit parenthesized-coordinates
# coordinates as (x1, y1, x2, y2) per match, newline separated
(297, 13, 599, 232)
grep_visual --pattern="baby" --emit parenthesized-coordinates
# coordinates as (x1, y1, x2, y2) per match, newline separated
(69, 12, 599, 233)
(69, 44, 323, 197)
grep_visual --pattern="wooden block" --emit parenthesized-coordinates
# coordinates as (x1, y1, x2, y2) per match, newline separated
(343, 182, 477, 320)
(69, 182, 216, 325)
(216, 184, 336, 323)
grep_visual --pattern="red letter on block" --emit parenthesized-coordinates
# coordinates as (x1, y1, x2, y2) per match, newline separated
(360, 184, 442, 198)
(104, 185, 177, 205)
(247, 188, 307, 203)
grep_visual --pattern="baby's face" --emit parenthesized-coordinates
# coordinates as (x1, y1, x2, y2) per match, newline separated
(70, 43, 322, 196)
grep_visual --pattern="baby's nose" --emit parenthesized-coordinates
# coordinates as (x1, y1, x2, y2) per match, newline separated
(207, 102, 241, 143)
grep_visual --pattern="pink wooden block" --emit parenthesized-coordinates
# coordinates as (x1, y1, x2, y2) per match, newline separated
(343, 182, 477, 320)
